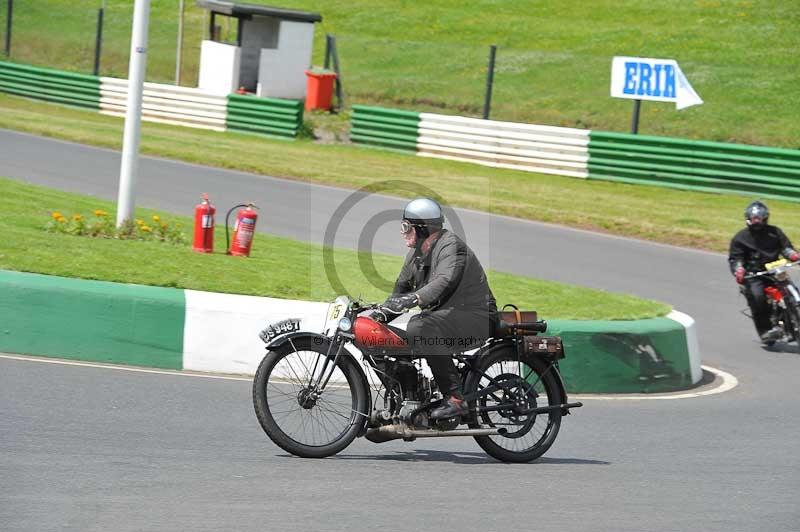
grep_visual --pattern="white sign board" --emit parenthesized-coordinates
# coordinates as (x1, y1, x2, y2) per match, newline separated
(611, 56, 703, 110)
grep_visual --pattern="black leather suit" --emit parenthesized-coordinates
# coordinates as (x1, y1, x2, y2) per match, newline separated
(728, 224, 796, 335)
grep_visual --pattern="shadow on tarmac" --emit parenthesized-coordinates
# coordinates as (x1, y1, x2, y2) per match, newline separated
(279, 449, 609, 465)
(761, 341, 800, 355)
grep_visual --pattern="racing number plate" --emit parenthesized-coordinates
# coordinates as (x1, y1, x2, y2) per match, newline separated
(259, 318, 301, 343)
(765, 258, 788, 270)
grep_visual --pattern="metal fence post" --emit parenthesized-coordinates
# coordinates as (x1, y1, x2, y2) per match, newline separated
(175, 0, 184, 85)
(329, 35, 343, 112)
(4, 0, 13, 56)
(93, 7, 104, 76)
(482, 44, 497, 120)
(631, 99, 642, 134)
(324, 33, 331, 70)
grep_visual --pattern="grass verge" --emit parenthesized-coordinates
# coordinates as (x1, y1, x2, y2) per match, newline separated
(0, 176, 669, 320)
(3, 93, 800, 255)
(3, 0, 798, 146)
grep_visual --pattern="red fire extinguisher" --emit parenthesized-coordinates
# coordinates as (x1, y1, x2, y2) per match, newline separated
(192, 193, 216, 253)
(226, 203, 259, 257)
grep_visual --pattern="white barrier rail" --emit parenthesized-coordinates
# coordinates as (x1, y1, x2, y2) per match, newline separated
(416, 113, 590, 178)
(99, 77, 228, 132)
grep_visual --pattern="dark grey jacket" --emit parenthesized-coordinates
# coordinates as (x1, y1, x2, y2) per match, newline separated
(392, 229, 497, 312)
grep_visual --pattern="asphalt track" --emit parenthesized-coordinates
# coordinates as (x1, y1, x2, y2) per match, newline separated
(2, 129, 799, 531)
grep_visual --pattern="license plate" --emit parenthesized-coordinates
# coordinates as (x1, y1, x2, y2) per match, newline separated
(259, 318, 301, 343)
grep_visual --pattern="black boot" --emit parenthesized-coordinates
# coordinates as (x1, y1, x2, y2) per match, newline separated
(430, 394, 468, 420)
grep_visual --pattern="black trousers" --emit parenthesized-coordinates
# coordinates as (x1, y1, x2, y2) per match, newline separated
(743, 278, 773, 335)
(404, 308, 495, 396)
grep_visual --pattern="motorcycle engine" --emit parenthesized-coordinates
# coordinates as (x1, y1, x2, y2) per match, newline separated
(400, 400, 429, 428)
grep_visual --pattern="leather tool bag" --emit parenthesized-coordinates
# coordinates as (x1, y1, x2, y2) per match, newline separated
(496, 305, 565, 359)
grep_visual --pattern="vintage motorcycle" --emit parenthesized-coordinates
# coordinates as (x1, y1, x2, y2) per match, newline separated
(744, 258, 800, 346)
(252, 297, 582, 463)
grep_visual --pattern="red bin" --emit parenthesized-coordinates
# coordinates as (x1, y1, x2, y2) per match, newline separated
(304, 69, 337, 111)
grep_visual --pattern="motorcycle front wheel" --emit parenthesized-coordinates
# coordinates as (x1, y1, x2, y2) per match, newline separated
(465, 346, 563, 463)
(786, 305, 800, 345)
(252, 337, 368, 458)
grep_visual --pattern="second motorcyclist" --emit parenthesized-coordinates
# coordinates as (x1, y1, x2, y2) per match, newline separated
(729, 200, 800, 344)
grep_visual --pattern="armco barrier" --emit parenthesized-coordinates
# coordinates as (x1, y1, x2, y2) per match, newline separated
(226, 93, 304, 138)
(0, 60, 303, 138)
(588, 131, 800, 201)
(350, 105, 420, 151)
(349, 104, 800, 202)
(0, 61, 100, 110)
(416, 113, 589, 178)
(0, 270, 701, 393)
(99, 77, 228, 132)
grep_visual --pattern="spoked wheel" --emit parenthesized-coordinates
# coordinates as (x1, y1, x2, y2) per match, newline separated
(252, 337, 368, 458)
(465, 346, 563, 463)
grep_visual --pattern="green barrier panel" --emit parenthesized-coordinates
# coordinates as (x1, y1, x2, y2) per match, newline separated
(228, 93, 303, 109)
(0, 270, 185, 369)
(548, 318, 693, 393)
(588, 131, 800, 201)
(351, 105, 421, 152)
(0, 61, 100, 110)
(225, 94, 302, 138)
(590, 148, 800, 182)
(0, 80, 100, 108)
(591, 130, 800, 161)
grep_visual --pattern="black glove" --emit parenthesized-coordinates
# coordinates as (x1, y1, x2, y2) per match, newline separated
(382, 294, 419, 313)
(368, 310, 387, 323)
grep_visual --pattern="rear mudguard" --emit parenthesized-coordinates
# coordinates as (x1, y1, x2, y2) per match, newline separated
(263, 331, 372, 433)
(472, 340, 572, 415)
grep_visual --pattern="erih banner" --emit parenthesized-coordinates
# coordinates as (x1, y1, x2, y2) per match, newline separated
(611, 56, 703, 110)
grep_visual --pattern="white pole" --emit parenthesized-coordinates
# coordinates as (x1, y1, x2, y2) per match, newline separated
(116, 0, 151, 228)
(175, 0, 184, 85)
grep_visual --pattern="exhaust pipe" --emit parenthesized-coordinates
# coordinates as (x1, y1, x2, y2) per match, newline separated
(365, 424, 506, 443)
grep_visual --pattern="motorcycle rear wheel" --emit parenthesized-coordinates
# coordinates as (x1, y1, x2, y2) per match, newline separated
(465, 346, 563, 463)
(252, 337, 368, 458)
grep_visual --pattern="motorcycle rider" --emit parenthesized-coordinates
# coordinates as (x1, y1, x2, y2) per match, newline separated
(729, 200, 800, 344)
(382, 198, 497, 420)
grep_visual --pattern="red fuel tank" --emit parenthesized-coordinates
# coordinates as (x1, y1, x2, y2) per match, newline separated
(354, 316, 408, 350)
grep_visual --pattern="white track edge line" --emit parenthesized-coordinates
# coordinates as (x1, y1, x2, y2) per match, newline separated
(571, 365, 738, 401)
(0, 354, 252, 382)
(1, 355, 737, 399)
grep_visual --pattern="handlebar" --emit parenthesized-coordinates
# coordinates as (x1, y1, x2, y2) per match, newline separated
(743, 260, 800, 280)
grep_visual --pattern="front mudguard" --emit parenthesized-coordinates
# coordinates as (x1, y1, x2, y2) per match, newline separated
(262, 331, 372, 434)
(263, 330, 330, 351)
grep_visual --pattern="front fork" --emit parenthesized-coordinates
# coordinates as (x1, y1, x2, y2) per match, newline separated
(297, 334, 348, 406)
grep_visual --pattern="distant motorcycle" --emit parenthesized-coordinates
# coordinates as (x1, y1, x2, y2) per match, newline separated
(252, 296, 581, 463)
(744, 259, 800, 346)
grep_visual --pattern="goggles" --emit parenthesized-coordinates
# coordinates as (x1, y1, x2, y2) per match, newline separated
(400, 220, 415, 234)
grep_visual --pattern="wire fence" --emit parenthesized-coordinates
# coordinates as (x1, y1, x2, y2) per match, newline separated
(1, 1, 209, 86)
(0, 1, 664, 131)
(0, 1, 618, 125)
(1, 2, 495, 107)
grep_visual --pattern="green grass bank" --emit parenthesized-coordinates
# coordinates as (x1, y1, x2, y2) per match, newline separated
(0, 176, 669, 320)
(3, 93, 800, 255)
(1, 0, 797, 147)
